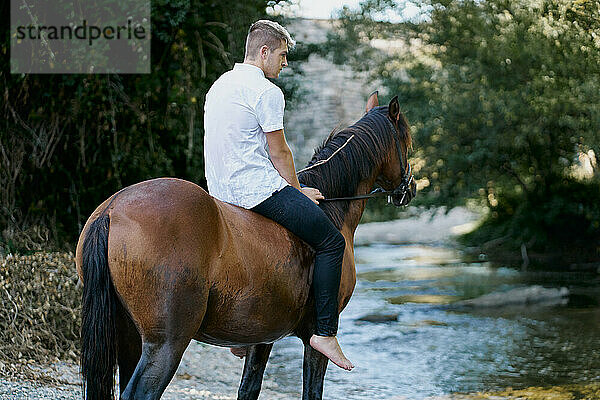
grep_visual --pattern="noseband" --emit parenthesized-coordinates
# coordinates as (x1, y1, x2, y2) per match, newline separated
(386, 162, 414, 205)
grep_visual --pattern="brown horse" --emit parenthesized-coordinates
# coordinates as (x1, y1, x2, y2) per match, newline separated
(76, 92, 415, 400)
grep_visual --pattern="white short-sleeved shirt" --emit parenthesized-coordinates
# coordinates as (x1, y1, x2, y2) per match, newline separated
(203, 63, 289, 209)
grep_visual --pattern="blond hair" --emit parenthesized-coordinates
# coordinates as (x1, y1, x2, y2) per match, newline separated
(245, 20, 295, 60)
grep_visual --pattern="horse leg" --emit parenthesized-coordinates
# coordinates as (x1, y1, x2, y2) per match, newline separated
(120, 335, 191, 400)
(302, 342, 329, 400)
(116, 300, 142, 394)
(237, 343, 273, 400)
(117, 273, 208, 400)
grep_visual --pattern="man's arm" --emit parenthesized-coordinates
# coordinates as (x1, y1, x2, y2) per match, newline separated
(266, 129, 300, 188)
(266, 129, 323, 204)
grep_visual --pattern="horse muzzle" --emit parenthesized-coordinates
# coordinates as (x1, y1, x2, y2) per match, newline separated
(390, 175, 416, 207)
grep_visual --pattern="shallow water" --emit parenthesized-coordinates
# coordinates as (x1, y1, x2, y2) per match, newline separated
(263, 244, 600, 399)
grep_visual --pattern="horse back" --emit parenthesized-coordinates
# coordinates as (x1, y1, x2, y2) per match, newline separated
(76, 177, 314, 346)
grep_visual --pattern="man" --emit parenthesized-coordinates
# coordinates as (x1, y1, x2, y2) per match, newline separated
(203, 20, 353, 371)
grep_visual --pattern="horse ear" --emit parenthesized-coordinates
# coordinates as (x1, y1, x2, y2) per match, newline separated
(366, 91, 379, 113)
(388, 96, 400, 121)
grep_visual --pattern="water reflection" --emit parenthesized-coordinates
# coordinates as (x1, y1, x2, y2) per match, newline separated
(387, 294, 457, 304)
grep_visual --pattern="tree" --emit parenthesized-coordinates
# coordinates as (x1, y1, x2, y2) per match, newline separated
(329, 0, 600, 262)
(1, 1, 294, 252)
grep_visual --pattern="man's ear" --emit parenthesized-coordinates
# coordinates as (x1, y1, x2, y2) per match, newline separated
(388, 96, 400, 121)
(260, 45, 269, 59)
(366, 91, 379, 113)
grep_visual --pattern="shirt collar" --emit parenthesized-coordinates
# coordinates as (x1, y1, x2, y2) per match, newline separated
(233, 62, 265, 78)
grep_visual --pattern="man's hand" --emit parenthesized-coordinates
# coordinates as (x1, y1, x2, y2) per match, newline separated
(301, 187, 324, 204)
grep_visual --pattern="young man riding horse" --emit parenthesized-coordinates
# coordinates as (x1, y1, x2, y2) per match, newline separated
(203, 20, 354, 371)
(76, 16, 415, 399)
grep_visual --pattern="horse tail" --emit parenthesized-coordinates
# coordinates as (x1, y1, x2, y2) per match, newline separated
(80, 214, 117, 400)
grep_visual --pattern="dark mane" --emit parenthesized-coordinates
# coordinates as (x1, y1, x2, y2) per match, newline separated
(298, 106, 411, 229)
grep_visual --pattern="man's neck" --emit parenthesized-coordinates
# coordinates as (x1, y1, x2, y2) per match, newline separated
(243, 59, 265, 73)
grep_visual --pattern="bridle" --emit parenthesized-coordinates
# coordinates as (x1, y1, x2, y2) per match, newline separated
(321, 163, 413, 204)
(298, 114, 414, 204)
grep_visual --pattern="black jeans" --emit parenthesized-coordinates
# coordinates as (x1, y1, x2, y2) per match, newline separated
(251, 185, 346, 336)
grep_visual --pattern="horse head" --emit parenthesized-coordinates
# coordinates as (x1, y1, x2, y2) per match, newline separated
(366, 91, 417, 206)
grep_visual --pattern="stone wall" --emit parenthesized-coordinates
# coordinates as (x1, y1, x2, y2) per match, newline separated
(283, 18, 374, 167)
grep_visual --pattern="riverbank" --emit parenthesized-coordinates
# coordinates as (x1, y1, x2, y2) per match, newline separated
(355, 207, 480, 246)
(0, 342, 278, 400)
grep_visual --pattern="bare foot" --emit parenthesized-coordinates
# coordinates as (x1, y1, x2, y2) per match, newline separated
(230, 347, 247, 359)
(309, 335, 354, 371)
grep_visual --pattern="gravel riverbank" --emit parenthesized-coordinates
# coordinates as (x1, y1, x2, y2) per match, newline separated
(1, 341, 281, 400)
(354, 207, 480, 246)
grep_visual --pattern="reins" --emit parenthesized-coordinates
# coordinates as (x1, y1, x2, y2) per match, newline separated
(321, 164, 413, 203)
(296, 134, 355, 174)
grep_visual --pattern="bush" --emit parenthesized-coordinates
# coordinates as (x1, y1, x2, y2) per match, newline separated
(461, 179, 600, 265)
(0, 252, 80, 379)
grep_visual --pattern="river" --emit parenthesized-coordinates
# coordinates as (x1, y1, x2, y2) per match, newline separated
(257, 243, 600, 399)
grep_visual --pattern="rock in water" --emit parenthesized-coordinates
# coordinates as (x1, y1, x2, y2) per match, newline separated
(454, 285, 569, 308)
(357, 313, 399, 323)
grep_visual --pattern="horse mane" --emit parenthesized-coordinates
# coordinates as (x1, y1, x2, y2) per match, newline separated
(298, 106, 411, 229)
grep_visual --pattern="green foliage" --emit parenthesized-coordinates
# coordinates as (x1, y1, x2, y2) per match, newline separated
(462, 179, 600, 261)
(328, 0, 600, 259)
(1, 1, 290, 252)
